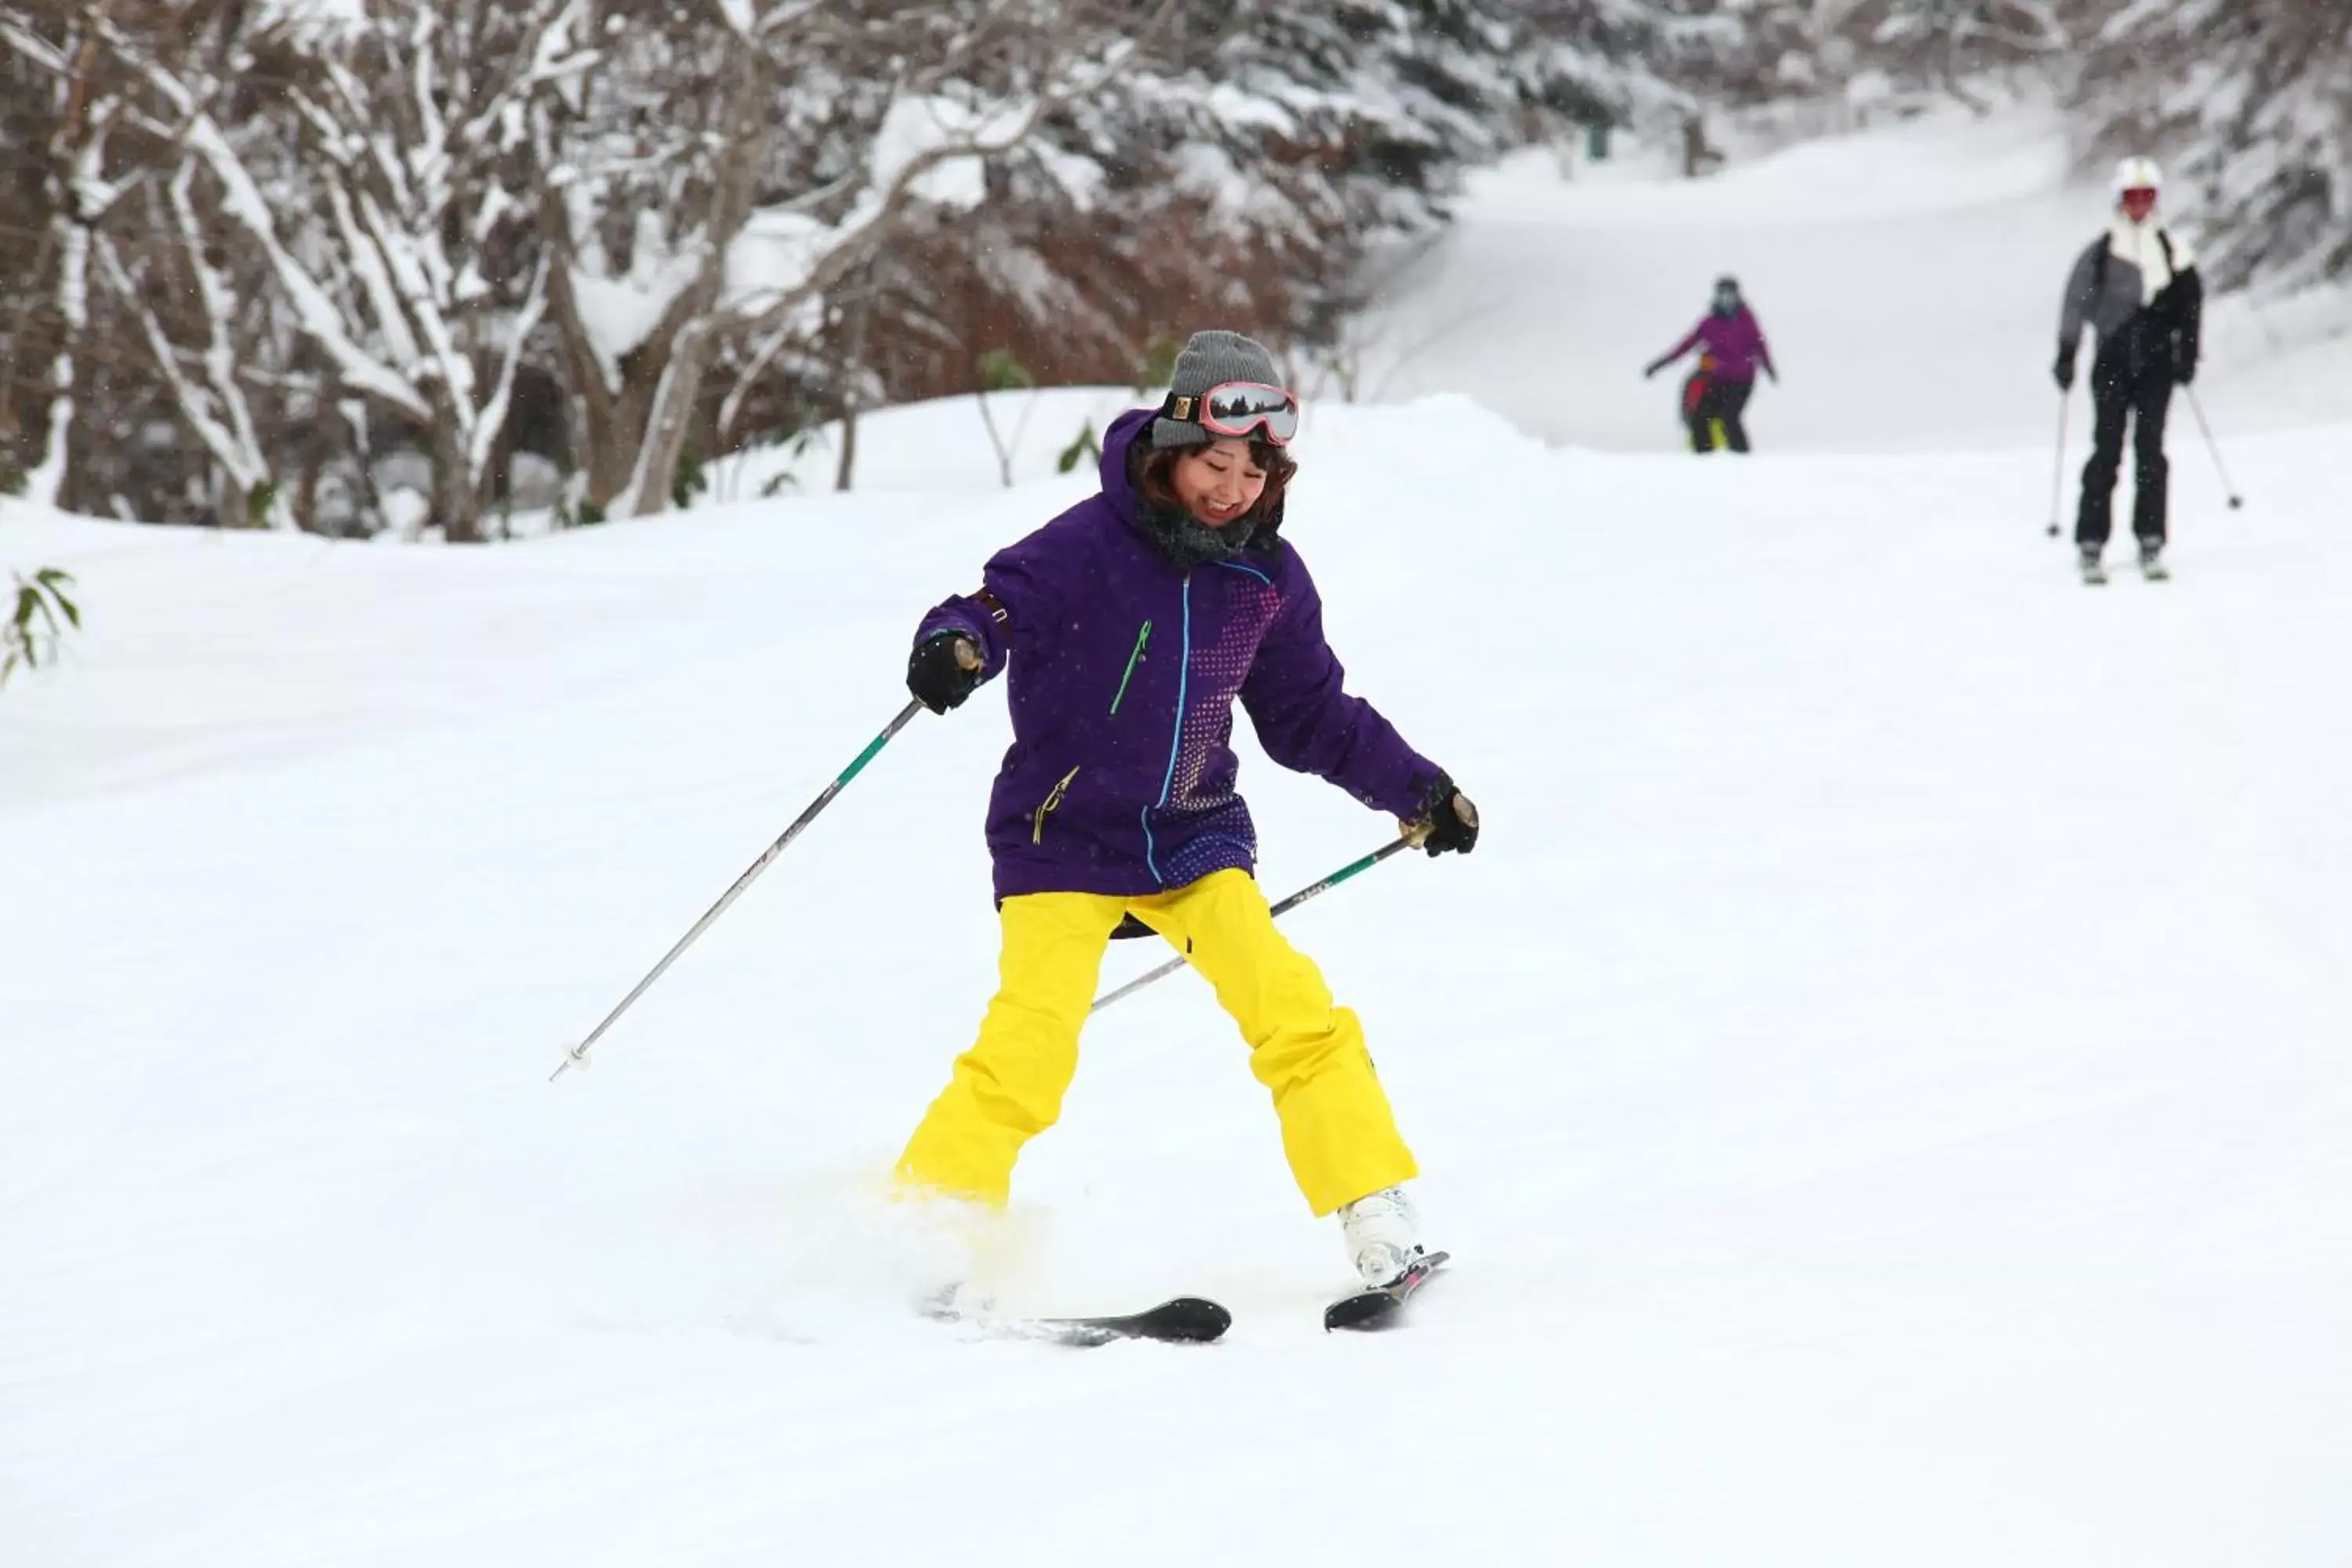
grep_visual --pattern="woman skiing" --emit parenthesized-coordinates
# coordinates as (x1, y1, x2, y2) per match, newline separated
(1645, 276, 1778, 452)
(896, 329, 1479, 1290)
(2053, 155, 2202, 583)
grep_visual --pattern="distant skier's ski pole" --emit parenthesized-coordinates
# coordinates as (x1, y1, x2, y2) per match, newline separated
(550, 699, 925, 1080)
(1090, 837, 1415, 1014)
(2183, 388, 2244, 510)
(2045, 393, 2069, 538)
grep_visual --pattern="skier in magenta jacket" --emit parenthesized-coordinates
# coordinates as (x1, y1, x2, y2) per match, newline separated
(896, 329, 1478, 1290)
(1645, 276, 1778, 452)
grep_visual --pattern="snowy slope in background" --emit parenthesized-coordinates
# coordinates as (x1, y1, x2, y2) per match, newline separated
(1362, 103, 2352, 452)
(6, 107, 2351, 1566)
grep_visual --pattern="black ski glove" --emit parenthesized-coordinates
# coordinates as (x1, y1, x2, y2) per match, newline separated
(1406, 771, 1479, 857)
(906, 633, 983, 713)
(2174, 344, 2198, 386)
(2053, 348, 2075, 392)
(1642, 359, 1666, 380)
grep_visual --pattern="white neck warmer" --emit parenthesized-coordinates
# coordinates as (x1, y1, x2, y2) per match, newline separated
(2109, 214, 2174, 304)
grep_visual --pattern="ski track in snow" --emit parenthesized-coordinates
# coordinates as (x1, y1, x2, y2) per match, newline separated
(4, 108, 2350, 1566)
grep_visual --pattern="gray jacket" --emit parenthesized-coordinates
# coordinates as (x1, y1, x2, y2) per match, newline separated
(2058, 227, 2204, 367)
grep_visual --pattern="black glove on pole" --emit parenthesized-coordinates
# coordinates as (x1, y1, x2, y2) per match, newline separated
(2052, 347, 2075, 392)
(907, 633, 984, 713)
(1410, 771, 1479, 857)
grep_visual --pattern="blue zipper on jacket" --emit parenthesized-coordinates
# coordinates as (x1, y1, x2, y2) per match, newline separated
(1141, 572, 1192, 885)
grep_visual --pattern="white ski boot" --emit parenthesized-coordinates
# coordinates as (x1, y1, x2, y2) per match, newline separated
(2078, 545, 2108, 586)
(2138, 541, 2170, 580)
(1338, 1185, 1425, 1289)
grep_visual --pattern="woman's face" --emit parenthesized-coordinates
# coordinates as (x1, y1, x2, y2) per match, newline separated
(1171, 437, 1269, 528)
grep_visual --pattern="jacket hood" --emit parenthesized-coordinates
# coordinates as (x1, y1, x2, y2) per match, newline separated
(1097, 407, 1156, 522)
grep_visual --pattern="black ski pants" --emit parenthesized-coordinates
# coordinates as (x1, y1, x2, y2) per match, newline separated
(2077, 349, 2175, 549)
(1688, 376, 1754, 453)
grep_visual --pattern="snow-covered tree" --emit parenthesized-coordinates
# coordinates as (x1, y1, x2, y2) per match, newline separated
(2082, 0, 2352, 292)
(94, 0, 593, 540)
(681, 0, 1726, 448)
(4, 7, 299, 528)
(528, 0, 1179, 520)
(0, 11, 135, 508)
(1827, 0, 2071, 108)
(931, 0, 1712, 384)
(0, 0, 1766, 532)
(93, 159, 300, 531)
(1663, 0, 1840, 108)
(1521, 0, 1731, 126)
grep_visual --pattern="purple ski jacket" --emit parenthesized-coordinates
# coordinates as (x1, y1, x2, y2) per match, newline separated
(1656, 307, 1775, 383)
(917, 408, 1438, 903)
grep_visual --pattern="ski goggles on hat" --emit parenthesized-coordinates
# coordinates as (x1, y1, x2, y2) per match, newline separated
(1159, 383, 1301, 446)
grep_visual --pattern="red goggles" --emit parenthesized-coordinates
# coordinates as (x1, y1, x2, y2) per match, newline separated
(2119, 187, 2158, 216)
(1160, 382, 1301, 446)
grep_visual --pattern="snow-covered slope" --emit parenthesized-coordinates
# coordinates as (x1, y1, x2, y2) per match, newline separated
(5, 109, 2350, 1566)
(5, 390, 2347, 1565)
(1363, 103, 2352, 452)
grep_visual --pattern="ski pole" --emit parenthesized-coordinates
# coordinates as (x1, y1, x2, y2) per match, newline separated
(550, 698, 926, 1080)
(1090, 836, 1416, 1015)
(2183, 387, 2244, 510)
(2045, 391, 2069, 538)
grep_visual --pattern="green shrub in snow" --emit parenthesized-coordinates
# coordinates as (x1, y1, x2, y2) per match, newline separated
(1058, 419, 1101, 474)
(672, 445, 710, 510)
(3, 568, 80, 688)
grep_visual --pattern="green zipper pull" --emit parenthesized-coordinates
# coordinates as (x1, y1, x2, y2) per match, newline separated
(1109, 619, 1153, 715)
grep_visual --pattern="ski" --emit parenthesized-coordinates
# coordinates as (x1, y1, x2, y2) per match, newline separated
(1324, 1249, 1449, 1332)
(929, 1294, 1231, 1348)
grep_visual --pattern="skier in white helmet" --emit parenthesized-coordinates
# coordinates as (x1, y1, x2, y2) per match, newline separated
(2054, 155, 2204, 583)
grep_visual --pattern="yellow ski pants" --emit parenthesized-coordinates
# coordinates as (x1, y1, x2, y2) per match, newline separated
(895, 869, 1417, 1216)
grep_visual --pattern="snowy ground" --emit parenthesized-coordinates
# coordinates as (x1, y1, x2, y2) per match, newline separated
(5, 109, 2350, 1566)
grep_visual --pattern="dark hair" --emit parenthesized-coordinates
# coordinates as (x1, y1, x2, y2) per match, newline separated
(1135, 438, 1296, 531)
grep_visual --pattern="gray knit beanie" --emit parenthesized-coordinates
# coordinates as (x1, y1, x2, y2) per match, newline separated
(1152, 330, 1284, 448)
